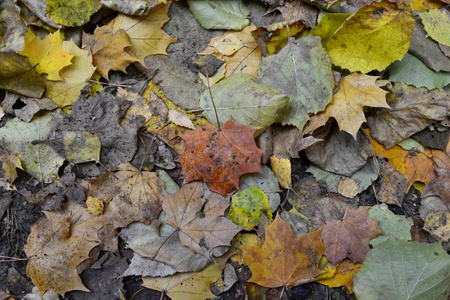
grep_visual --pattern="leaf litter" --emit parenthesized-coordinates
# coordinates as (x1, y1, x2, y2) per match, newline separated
(0, 0, 449, 299)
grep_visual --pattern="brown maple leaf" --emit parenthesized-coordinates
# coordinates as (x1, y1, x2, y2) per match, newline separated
(321, 206, 384, 265)
(177, 119, 263, 195)
(162, 181, 242, 258)
(243, 214, 326, 288)
(24, 211, 99, 295)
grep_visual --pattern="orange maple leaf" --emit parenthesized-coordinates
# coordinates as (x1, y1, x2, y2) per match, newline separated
(177, 119, 263, 195)
(243, 215, 326, 288)
(366, 129, 450, 189)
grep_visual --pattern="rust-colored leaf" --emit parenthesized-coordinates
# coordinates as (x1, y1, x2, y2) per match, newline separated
(321, 207, 383, 265)
(162, 181, 242, 258)
(177, 119, 263, 195)
(366, 129, 450, 189)
(243, 214, 326, 288)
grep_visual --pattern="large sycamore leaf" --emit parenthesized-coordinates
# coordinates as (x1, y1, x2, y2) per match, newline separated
(199, 73, 288, 133)
(19, 29, 73, 81)
(325, 1, 415, 73)
(187, 0, 249, 30)
(367, 83, 450, 149)
(353, 240, 450, 300)
(177, 119, 263, 196)
(24, 211, 99, 295)
(368, 203, 413, 247)
(0, 111, 64, 183)
(0, 52, 45, 98)
(162, 182, 241, 257)
(367, 129, 450, 189)
(243, 214, 326, 288)
(46, 0, 101, 27)
(45, 40, 96, 107)
(258, 36, 334, 130)
(199, 25, 261, 78)
(88, 163, 164, 228)
(305, 73, 389, 138)
(388, 53, 450, 90)
(143, 262, 222, 300)
(110, 2, 177, 60)
(321, 206, 384, 265)
(420, 9, 450, 46)
(89, 21, 140, 79)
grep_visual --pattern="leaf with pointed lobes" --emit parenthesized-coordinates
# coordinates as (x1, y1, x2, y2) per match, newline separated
(177, 119, 264, 196)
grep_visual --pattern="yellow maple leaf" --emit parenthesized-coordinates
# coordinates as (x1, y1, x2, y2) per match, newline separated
(199, 24, 262, 78)
(45, 39, 96, 107)
(19, 29, 73, 81)
(110, 2, 178, 60)
(305, 73, 389, 138)
(325, 1, 415, 73)
(89, 22, 140, 79)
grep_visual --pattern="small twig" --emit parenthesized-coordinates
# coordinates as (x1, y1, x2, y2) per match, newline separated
(205, 71, 221, 131)
(87, 79, 132, 88)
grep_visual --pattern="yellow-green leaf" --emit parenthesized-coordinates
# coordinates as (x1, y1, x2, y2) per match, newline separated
(228, 187, 273, 229)
(325, 1, 415, 73)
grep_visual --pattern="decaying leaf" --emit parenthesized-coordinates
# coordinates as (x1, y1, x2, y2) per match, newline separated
(243, 214, 326, 287)
(317, 259, 361, 294)
(162, 182, 241, 257)
(45, 0, 101, 27)
(177, 119, 263, 195)
(24, 210, 99, 295)
(228, 186, 273, 229)
(321, 206, 383, 265)
(89, 163, 164, 228)
(420, 9, 450, 46)
(367, 83, 450, 149)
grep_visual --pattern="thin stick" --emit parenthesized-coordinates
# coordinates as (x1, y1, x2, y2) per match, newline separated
(205, 71, 221, 131)
(87, 80, 132, 88)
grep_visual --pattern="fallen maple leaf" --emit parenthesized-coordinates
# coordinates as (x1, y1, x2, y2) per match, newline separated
(321, 206, 384, 265)
(19, 29, 73, 81)
(45, 39, 96, 107)
(162, 181, 242, 258)
(110, 2, 178, 60)
(87, 22, 141, 79)
(305, 73, 389, 138)
(88, 163, 164, 228)
(24, 211, 99, 295)
(367, 129, 450, 189)
(177, 119, 263, 195)
(243, 214, 326, 288)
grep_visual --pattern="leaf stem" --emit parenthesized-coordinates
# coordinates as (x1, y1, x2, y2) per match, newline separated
(205, 71, 221, 131)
